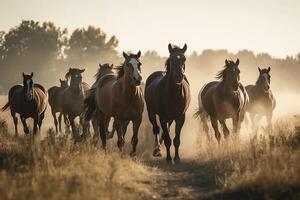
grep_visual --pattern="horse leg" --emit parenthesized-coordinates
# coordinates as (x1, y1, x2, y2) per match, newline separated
(80, 114, 90, 139)
(219, 119, 230, 138)
(174, 114, 185, 162)
(98, 113, 107, 151)
(91, 115, 99, 145)
(266, 112, 273, 133)
(211, 116, 221, 143)
(33, 114, 39, 135)
(58, 113, 62, 132)
(159, 118, 172, 162)
(11, 110, 18, 137)
(130, 117, 142, 157)
(200, 111, 210, 141)
(232, 114, 240, 134)
(106, 118, 116, 139)
(51, 109, 58, 133)
(68, 115, 78, 141)
(116, 118, 125, 152)
(20, 116, 29, 135)
(148, 112, 161, 157)
(38, 110, 45, 131)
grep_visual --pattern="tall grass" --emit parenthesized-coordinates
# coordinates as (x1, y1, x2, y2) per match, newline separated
(0, 119, 156, 200)
(197, 117, 300, 199)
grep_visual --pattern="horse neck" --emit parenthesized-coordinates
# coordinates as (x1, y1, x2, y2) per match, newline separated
(70, 81, 82, 94)
(121, 73, 140, 100)
(219, 80, 236, 96)
(165, 73, 184, 98)
(253, 84, 270, 96)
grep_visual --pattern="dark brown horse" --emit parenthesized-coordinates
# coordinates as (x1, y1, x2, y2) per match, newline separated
(245, 67, 276, 130)
(1, 72, 48, 136)
(145, 44, 190, 162)
(195, 59, 248, 143)
(84, 51, 144, 156)
(86, 63, 117, 142)
(62, 68, 90, 140)
(48, 79, 69, 133)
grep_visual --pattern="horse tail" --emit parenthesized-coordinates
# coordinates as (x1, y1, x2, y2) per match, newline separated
(84, 87, 96, 121)
(1, 102, 10, 112)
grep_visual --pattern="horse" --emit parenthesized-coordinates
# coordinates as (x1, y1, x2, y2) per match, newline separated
(1, 72, 48, 136)
(195, 59, 248, 143)
(48, 79, 69, 133)
(245, 67, 276, 131)
(85, 63, 117, 143)
(62, 68, 90, 141)
(84, 51, 144, 156)
(145, 43, 190, 162)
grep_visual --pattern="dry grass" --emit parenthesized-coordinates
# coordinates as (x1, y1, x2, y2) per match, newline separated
(197, 117, 300, 200)
(0, 120, 156, 200)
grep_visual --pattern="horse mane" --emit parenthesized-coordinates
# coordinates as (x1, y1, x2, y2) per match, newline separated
(216, 60, 236, 81)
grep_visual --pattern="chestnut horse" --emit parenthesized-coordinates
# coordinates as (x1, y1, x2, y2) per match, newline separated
(245, 67, 276, 131)
(145, 44, 190, 162)
(84, 51, 144, 156)
(48, 79, 69, 133)
(1, 73, 48, 136)
(195, 59, 248, 143)
(62, 68, 90, 141)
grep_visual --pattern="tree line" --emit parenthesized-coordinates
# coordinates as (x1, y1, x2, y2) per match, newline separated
(0, 20, 299, 93)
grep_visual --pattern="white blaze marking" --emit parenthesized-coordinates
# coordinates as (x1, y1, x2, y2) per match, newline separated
(129, 58, 140, 79)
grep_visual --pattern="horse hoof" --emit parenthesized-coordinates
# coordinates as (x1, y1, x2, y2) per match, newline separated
(106, 133, 113, 140)
(130, 151, 137, 157)
(166, 157, 172, 164)
(174, 158, 181, 164)
(152, 149, 162, 157)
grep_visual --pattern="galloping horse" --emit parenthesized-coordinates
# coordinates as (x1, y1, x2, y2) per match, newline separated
(48, 79, 69, 133)
(62, 68, 90, 140)
(245, 67, 276, 130)
(84, 51, 144, 156)
(1, 73, 48, 136)
(195, 59, 248, 143)
(85, 63, 117, 142)
(145, 44, 190, 162)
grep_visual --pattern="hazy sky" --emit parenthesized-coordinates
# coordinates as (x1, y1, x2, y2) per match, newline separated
(0, 0, 299, 57)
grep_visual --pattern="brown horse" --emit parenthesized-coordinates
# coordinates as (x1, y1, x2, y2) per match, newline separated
(1, 72, 48, 136)
(62, 68, 90, 140)
(86, 63, 117, 142)
(84, 51, 144, 156)
(195, 59, 248, 143)
(145, 44, 190, 162)
(48, 79, 69, 133)
(245, 67, 276, 130)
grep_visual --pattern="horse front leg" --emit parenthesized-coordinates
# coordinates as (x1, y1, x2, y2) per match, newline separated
(174, 114, 185, 163)
(68, 115, 78, 141)
(20, 116, 29, 135)
(266, 111, 273, 133)
(148, 112, 161, 157)
(219, 119, 229, 138)
(232, 114, 240, 134)
(211, 116, 221, 143)
(130, 117, 142, 157)
(33, 114, 39, 135)
(51, 109, 58, 133)
(11, 110, 18, 137)
(58, 113, 62, 132)
(159, 117, 172, 162)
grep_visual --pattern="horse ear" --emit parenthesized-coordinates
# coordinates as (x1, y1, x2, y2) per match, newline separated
(110, 64, 114, 68)
(267, 66, 271, 72)
(225, 59, 229, 66)
(123, 51, 129, 60)
(136, 51, 141, 58)
(79, 69, 85, 73)
(168, 43, 173, 54)
(22, 72, 25, 77)
(258, 67, 262, 73)
(30, 72, 33, 78)
(236, 59, 240, 66)
(182, 43, 187, 53)
(99, 64, 102, 68)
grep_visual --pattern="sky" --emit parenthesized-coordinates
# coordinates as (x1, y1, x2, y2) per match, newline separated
(0, 0, 299, 58)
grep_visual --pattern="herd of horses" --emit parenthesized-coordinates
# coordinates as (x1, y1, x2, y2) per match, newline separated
(1, 43, 276, 162)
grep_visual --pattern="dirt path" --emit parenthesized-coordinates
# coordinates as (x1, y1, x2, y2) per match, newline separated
(143, 159, 219, 200)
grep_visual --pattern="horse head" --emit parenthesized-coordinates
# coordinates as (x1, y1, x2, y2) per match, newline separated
(65, 68, 85, 88)
(257, 67, 271, 92)
(166, 43, 187, 84)
(122, 51, 142, 86)
(59, 79, 69, 89)
(22, 72, 34, 101)
(217, 59, 240, 91)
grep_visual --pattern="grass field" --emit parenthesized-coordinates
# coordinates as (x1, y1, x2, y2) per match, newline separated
(0, 95, 300, 199)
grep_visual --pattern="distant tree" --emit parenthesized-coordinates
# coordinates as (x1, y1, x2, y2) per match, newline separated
(0, 20, 67, 92)
(65, 26, 120, 68)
